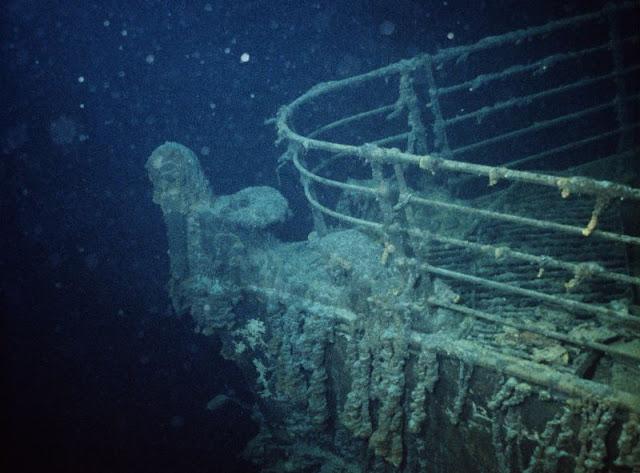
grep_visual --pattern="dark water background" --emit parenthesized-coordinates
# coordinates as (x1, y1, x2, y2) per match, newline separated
(1, 1, 610, 472)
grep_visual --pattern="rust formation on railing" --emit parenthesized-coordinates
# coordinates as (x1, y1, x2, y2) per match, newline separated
(275, 2, 640, 404)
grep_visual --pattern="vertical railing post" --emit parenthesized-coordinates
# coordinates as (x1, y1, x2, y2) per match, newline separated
(399, 73, 428, 156)
(393, 73, 427, 256)
(424, 54, 454, 160)
(368, 154, 405, 259)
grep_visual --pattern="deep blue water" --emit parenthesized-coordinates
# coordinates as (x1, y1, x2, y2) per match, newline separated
(1, 1, 614, 472)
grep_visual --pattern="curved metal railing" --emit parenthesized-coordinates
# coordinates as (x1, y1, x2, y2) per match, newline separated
(274, 1, 640, 394)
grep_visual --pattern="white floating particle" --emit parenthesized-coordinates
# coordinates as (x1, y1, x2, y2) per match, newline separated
(204, 3, 212, 12)
(447, 32, 455, 40)
(103, 20, 110, 27)
(77, 76, 85, 83)
(379, 20, 396, 36)
(121, 29, 128, 37)
(240, 52, 250, 63)
(224, 47, 230, 54)
(145, 54, 155, 64)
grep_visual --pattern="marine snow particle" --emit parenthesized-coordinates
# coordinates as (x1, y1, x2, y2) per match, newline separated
(145, 54, 155, 64)
(447, 32, 455, 40)
(240, 52, 250, 63)
(379, 20, 396, 36)
(77, 75, 85, 83)
(49, 115, 78, 145)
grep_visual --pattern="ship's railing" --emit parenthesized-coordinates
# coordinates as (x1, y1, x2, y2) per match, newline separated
(275, 2, 640, 372)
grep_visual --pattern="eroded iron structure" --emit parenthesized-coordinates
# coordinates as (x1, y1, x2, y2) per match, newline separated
(148, 3, 640, 472)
